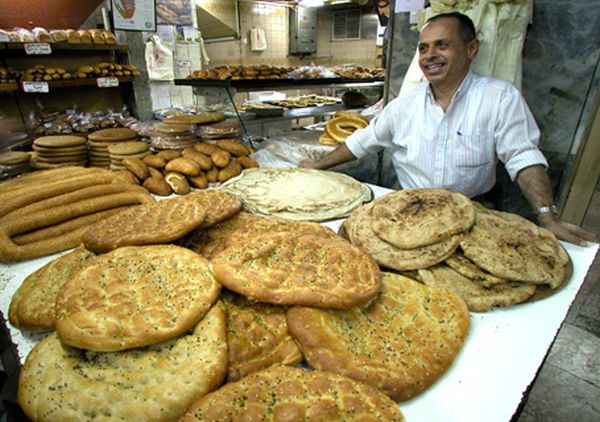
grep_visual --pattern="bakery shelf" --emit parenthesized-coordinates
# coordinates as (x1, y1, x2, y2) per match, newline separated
(0, 42, 128, 53)
(174, 77, 384, 92)
(0, 82, 18, 91)
(17, 76, 135, 92)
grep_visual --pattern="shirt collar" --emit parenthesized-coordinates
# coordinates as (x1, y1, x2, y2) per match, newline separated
(426, 70, 476, 105)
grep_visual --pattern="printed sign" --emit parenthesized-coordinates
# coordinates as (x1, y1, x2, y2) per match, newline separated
(24, 43, 52, 55)
(97, 77, 120, 88)
(394, 0, 427, 13)
(112, 0, 157, 31)
(22, 81, 49, 93)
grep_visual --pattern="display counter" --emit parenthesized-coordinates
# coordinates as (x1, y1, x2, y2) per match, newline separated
(0, 184, 597, 421)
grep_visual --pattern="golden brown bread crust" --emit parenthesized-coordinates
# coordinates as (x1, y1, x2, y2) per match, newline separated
(325, 116, 368, 143)
(221, 290, 303, 382)
(9, 246, 95, 330)
(287, 273, 470, 402)
(19, 302, 228, 422)
(180, 366, 405, 421)
(82, 194, 208, 253)
(191, 189, 243, 229)
(55, 245, 221, 351)
(211, 231, 381, 309)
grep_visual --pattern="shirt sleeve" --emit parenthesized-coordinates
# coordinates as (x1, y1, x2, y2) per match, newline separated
(345, 97, 399, 159)
(495, 85, 548, 181)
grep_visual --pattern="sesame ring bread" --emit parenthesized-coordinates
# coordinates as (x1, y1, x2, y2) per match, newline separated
(221, 290, 303, 382)
(324, 116, 368, 143)
(9, 246, 95, 330)
(180, 366, 405, 421)
(55, 245, 221, 351)
(19, 302, 228, 422)
(82, 193, 211, 254)
(342, 202, 461, 271)
(370, 188, 475, 249)
(211, 231, 380, 309)
(287, 273, 470, 402)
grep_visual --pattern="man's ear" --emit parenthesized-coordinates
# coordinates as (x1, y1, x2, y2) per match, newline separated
(467, 39, 480, 60)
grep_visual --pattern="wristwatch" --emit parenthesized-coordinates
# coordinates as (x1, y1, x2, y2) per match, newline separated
(535, 204, 559, 216)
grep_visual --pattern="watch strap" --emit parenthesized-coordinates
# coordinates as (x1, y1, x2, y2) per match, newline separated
(535, 205, 559, 215)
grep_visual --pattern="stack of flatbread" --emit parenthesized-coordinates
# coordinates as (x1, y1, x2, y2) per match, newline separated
(218, 167, 372, 221)
(342, 188, 571, 312)
(87, 127, 139, 168)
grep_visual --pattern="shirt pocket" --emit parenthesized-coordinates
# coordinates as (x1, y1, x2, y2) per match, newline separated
(452, 132, 496, 168)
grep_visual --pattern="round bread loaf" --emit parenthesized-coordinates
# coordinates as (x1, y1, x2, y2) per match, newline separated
(19, 302, 228, 422)
(287, 272, 470, 402)
(87, 127, 138, 142)
(55, 245, 221, 351)
(0, 151, 30, 165)
(211, 231, 381, 309)
(180, 366, 405, 421)
(108, 141, 149, 155)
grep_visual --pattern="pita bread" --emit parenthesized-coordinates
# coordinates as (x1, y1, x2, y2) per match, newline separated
(418, 264, 537, 312)
(180, 366, 405, 421)
(19, 303, 228, 422)
(55, 245, 221, 351)
(287, 273, 470, 401)
(218, 168, 372, 221)
(9, 246, 94, 330)
(370, 188, 475, 249)
(343, 202, 461, 270)
(445, 252, 507, 288)
(221, 290, 303, 382)
(211, 231, 381, 309)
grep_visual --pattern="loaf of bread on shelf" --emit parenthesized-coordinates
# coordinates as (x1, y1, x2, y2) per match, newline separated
(65, 29, 81, 43)
(32, 27, 51, 43)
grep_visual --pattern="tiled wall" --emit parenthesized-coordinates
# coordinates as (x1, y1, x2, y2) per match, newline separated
(203, 4, 379, 69)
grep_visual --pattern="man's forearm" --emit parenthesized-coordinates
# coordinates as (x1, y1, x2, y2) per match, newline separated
(299, 143, 358, 170)
(515, 165, 555, 212)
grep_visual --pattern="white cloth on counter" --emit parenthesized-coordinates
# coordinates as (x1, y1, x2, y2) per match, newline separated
(345, 71, 547, 198)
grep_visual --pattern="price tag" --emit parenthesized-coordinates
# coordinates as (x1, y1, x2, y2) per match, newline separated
(97, 77, 119, 88)
(24, 43, 52, 55)
(0, 34, 9, 42)
(22, 81, 49, 93)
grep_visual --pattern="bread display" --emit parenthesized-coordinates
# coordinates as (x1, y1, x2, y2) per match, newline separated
(323, 112, 369, 144)
(287, 272, 470, 401)
(19, 303, 228, 422)
(180, 366, 405, 421)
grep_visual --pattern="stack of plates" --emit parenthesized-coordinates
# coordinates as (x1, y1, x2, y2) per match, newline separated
(87, 128, 139, 168)
(108, 141, 151, 171)
(32, 135, 87, 169)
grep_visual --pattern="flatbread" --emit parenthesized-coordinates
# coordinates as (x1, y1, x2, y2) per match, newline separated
(19, 302, 228, 422)
(211, 231, 381, 309)
(343, 202, 461, 270)
(34, 135, 87, 148)
(418, 264, 537, 312)
(218, 168, 372, 221)
(287, 273, 470, 402)
(82, 193, 209, 254)
(9, 246, 95, 330)
(162, 112, 225, 125)
(55, 245, 221, 351)
(445, 252, 507, 287)
(180, 366, 405, 421)
(370, 188, 475, 249)
(460, 209, 566, 284)
(221, 289, 303, 382)
(180, 211, 337, 259)
(194, 189, 243, 228)
(87, 127, 138, 142)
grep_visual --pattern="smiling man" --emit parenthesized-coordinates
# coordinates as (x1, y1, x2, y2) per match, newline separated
(299, 12, 597, 246)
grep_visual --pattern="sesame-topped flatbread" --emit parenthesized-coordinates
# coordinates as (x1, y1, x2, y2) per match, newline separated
(180, 211, 336, 259)
(55, 245, 221, 351)
(19, 302, 228, 422)
(9, 246, 95, 330)
(343, 202, 461, 271)
(180, 366, 405, 421)
(445, 252, 507, 288)
(370, 188, 475, 249)
(287, 273, 470, 402)
(417, 264, 537, 312)
(82, 193, 210, 253)
(211, 231, 381, 309)
(221, 290, 303, 382)
(193, 189, 243, 228)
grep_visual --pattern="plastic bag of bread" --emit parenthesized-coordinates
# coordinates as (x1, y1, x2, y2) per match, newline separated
(13, 27, 35, 42)
(50, 30, 68, 43)
(32, 27, 52, 43)
(288, 64, 336, 79)
(65, 29, 80, 43)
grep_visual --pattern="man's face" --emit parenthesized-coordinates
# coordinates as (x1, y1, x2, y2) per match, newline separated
(417, 17, 478, 88)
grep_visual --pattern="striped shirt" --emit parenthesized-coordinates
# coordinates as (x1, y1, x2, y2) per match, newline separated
(345, 71, 547, 198)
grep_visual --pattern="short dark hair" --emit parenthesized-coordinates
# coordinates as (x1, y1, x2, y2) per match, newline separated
(425, 12, 476, 43)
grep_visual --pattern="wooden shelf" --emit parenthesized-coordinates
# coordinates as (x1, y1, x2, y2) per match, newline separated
(15, 77, 135, 92)
(0, 82, 18, 91)
(0, 42, 128, 53)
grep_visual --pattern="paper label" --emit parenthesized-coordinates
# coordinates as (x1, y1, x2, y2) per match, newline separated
(24, 43, 52, 55)
(97, 77, 120, 88)
(22, 81, 49, 93)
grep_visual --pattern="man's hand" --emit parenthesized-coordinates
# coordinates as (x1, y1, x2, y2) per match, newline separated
(538, 213, 599, 247)
(298, 159, 320, 169)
